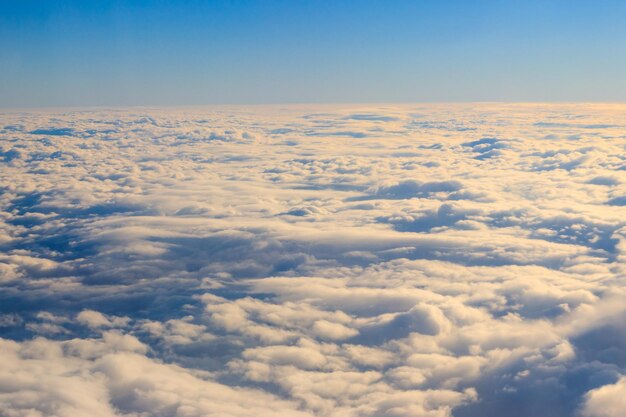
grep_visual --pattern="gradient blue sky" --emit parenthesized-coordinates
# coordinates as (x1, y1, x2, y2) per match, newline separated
(2, 0, 626, 107)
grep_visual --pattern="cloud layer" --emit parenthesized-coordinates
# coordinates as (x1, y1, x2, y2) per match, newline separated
(0, 103, 625, 416)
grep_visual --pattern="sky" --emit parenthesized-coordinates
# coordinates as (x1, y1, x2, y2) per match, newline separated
(1, 0, 626, 106)
(2, 2, 626, 416)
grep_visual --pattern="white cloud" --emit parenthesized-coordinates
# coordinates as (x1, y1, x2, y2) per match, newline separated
(0, 335, 314, 417)
(582, 377, 626, 417)
(76, 310, 130, 329)
(0, 104, 625, 416)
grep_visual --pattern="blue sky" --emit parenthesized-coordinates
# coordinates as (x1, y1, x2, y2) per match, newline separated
(1, 0, 626, 107)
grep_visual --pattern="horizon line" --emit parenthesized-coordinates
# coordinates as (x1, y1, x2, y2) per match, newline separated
(3, 100, 626, 112)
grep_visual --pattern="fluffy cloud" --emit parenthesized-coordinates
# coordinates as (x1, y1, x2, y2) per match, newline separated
(0, 335, 313, 417)
(0, 104, 625, 416)
(582, 377, 626, 417)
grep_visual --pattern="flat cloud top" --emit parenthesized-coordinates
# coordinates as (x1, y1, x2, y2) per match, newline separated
(0, 103, 625, 417)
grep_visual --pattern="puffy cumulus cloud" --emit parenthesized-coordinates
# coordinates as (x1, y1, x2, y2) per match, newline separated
(140, 316, 214, 346)
(311, 319, 359, 341)
(582, 377, 626, 417)
(0, 104, 625, 416)
(369, 180, 463, 200)
(0, 334, 313, 417)
(76, 310, 130, 329)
